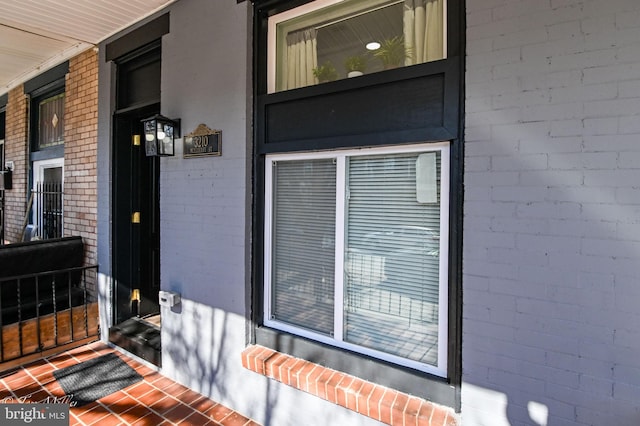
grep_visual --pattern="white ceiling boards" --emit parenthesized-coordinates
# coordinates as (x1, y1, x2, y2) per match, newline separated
(0, 0, 177, 95)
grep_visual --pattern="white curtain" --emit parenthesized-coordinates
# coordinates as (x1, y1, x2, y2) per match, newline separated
(285, 29, 318, 90)
(403, 0, 444, 66)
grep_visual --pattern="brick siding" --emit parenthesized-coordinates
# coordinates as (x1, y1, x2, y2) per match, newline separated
(242, 345, 459, 426)
(463, 0, 640, 424)
(2, 49, 98, 296)
(64, 48, 98, 269)
(3, 86, 28, 243)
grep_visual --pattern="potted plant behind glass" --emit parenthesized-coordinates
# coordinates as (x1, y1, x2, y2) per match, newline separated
(373, 36, 411, 70)
(344, 54, 367, 78)
(313, 62, 338, 83)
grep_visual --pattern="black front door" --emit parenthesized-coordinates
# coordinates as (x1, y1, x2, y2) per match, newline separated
(111, 43, 162, 325)
(113, 106, 161, 324)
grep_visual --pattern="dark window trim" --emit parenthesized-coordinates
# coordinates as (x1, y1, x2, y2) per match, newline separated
(256, 59, 461, 155)
(30, 84, 65, 153)
(0, 94, 7, 109)
(24, 62, 68, 95)
(113, 41, 162, 113)
(30, 78, 65, 99)
(30, 145, 64, 162)
(0, 109, 5, 141)
(106, 13, 169, 62)
(251, 0, 464, 411)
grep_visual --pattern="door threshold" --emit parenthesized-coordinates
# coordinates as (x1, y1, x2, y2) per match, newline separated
(140, 313, 161, 328)
(108, 317, 161, 367)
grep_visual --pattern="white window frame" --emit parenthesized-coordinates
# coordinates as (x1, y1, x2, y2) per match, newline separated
(32, 157, 64, 236)
(263, 142, 450, 376)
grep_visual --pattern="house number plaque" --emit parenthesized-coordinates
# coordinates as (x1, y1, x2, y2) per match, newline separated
(183, 124, 221, 158)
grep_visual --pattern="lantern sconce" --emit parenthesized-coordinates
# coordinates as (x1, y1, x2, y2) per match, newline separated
(141, 114, 181, 157)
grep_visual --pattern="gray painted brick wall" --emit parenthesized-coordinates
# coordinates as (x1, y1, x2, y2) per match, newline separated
(159, 0, 250, 317)
(463, 0, 640, 425)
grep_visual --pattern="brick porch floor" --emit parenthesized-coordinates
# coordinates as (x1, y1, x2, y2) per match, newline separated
(0, 341, 260, 426)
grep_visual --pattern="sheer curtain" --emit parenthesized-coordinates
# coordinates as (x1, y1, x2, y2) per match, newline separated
(285, 29, 318, 90)
(403, 0, 444, 66)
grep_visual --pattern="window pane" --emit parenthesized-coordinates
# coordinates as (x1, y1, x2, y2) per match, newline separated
(272, 0, 445, 92)
(271, 159, 336, 335)
(344, 152, 441, 365)
(38, 94, 65, 149)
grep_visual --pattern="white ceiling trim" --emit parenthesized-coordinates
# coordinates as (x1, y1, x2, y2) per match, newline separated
(0, 0, 179, 97)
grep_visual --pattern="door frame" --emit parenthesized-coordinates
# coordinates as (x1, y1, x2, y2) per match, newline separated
(111, 42, 162, 326)
(31, 157, 64, 238)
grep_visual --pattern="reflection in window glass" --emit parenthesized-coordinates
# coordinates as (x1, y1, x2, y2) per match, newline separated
(344, 152, 441, 365)
(271, 0, 445, 92)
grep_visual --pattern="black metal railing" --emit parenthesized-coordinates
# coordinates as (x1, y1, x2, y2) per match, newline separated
(0, 264, 99, 363)
(32, 181, 63, 240)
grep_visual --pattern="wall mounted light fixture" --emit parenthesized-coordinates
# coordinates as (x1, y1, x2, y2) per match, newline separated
(141, 114, 181, 157)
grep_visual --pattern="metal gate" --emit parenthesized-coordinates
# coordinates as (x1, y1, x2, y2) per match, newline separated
(31, 181, 63, 240)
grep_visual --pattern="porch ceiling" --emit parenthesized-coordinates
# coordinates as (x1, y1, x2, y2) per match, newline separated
(0, 0, 177, 97)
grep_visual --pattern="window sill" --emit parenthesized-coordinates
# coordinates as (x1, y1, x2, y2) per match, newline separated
(241, 345, 459, 426)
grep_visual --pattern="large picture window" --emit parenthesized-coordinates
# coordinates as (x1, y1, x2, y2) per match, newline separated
(264, 143, 449, 376)
(268, 0, 446, 92)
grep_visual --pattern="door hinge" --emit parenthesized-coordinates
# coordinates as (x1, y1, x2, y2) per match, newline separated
(132, 134, 141, 146)
(131, 212, 141, 223)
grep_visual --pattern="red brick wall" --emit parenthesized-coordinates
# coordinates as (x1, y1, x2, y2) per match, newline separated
(2, 48, 98, 282)
(64, 49, 98, 267)
(3, 85, 28, 243)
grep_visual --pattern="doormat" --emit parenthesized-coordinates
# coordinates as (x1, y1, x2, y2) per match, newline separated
(52, 352, 143, 407)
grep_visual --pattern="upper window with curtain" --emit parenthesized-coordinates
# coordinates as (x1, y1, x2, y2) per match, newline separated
(268, 0, 446, 93)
